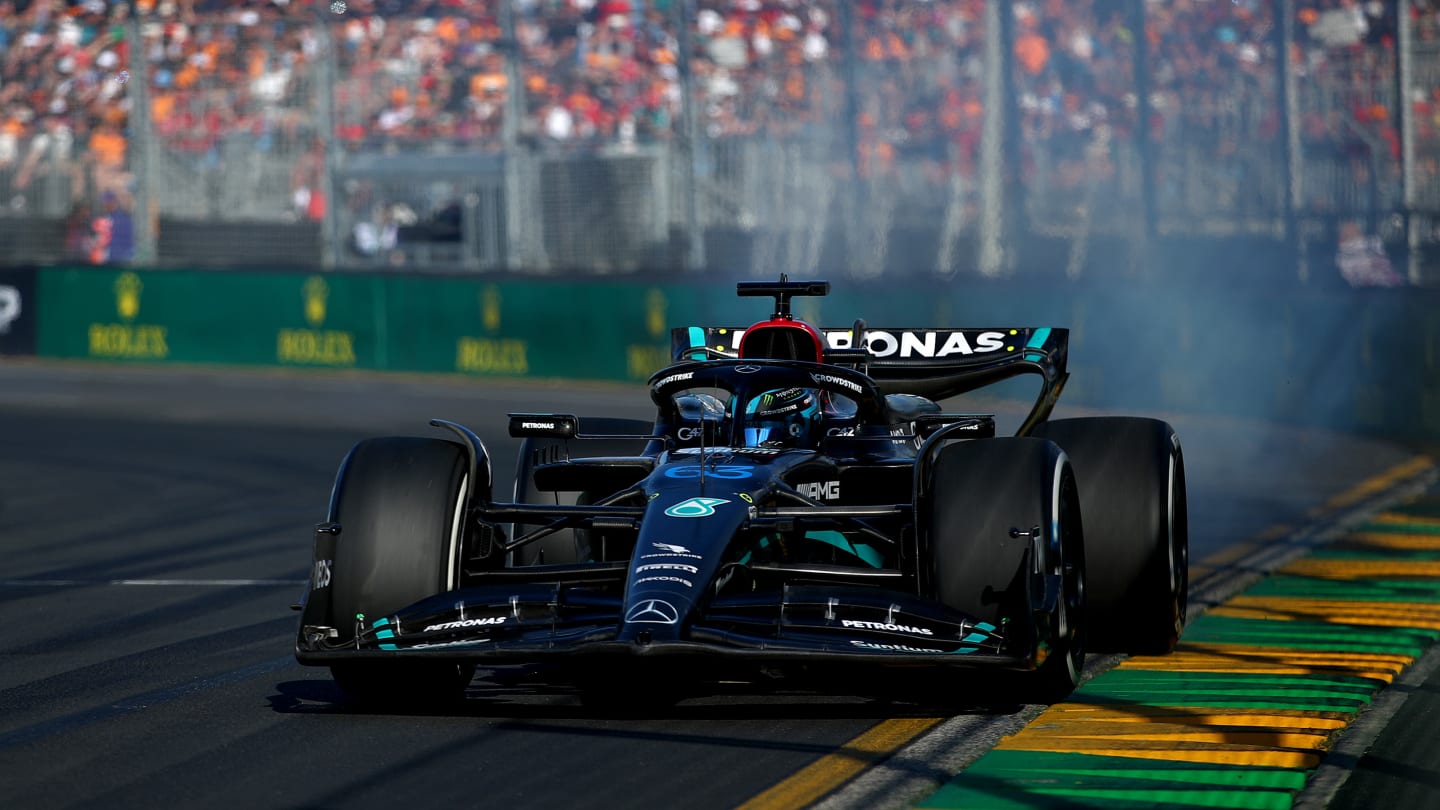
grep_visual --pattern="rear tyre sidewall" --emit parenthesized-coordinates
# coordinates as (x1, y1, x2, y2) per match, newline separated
(1031, 417, 1187, 655)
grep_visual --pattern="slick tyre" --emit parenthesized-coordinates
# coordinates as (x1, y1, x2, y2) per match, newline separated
(327, 436, 475, 706)
(924, 438, 1085, 704)
(1030, 417, 1187, 655)
(511, 417, 654, 565)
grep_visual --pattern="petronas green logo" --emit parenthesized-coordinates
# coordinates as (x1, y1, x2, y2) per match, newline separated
(663, 498, 729, 518)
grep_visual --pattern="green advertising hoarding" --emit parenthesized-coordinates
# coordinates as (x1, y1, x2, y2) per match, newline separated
(379, 277, 697, 381)
(35, 268, 702, 383)
(38, 268, 380, 368)
(30, 266, 1440, 442)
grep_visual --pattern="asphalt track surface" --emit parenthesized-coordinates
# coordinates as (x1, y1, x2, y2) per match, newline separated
(0, 360, 1434, 809)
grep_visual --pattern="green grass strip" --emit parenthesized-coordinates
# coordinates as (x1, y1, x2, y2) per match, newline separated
(1076, 670, 1375, 711)
(961, 751, 1308, 788)
(1086, 670, 1377, 690)
(1079, 685, 1371, 701)
(1241, 577, 1440, 601)
(1305, 548, 1440, 560)
(921, 749, 1307, 810)
(1353, 520, 1440, 534)
(1179, 615, 1434, 653)
(1387, 501, 1440, 519)
(1082, 694, 1370, 706)
(1085, 671, 1378, 696)
(922, 787, 1300, 809)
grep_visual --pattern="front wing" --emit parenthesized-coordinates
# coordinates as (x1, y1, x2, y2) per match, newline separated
(296, 581, 1031, 670)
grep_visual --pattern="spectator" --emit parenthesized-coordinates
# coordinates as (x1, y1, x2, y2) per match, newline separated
(85, 114, 129, 200)
(0, 108, 23, 174)
(62, 200, 93, 261)
(290, 136, 327, 222)
(13, 113, 79, 207)
(90, 190, 134, 264)
(352, 202, 400, 262)
(0, 0, 1415, 239)
(1336, 219, 1405, 287)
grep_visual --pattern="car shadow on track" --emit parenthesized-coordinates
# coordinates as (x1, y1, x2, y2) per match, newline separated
(266, 669, 1032, 721)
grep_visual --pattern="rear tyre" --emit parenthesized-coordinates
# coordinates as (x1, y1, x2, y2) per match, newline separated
(511, 417, 655, 565)
(327, 436, 475, 706)
(924, 438, 1086, 704)
(1030, 417, 1187, 655)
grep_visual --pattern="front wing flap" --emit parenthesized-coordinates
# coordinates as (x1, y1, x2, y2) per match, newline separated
(296, 583, 1022, 668)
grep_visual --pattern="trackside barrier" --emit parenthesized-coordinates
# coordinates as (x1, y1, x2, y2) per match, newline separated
(29, 267, 1440, 444)
(34, 268, 698, 381)
(0, 266, 37, 356)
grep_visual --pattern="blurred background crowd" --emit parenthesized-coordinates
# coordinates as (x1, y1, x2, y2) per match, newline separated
(0, 0, 1435, 282)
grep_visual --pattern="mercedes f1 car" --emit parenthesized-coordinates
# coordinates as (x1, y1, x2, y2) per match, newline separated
(294, 278, 1187, 706)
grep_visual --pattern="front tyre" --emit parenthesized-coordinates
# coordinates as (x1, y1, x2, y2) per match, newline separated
(924, 438, 1086, 703)
(327, 436, 475, 706)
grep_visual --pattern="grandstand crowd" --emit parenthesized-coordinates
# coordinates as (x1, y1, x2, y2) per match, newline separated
(0, 0, 1431, 253)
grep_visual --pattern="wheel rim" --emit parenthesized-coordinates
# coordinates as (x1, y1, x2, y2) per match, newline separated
(445, 472, 469, 590)
(1046, 460, 1085, 684)
(1059, 471, 1085, 681)
(1169, 451, 1189, 635)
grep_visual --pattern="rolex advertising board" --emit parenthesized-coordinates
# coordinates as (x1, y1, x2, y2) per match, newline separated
(380, 279, 696, 381)
(36, 268, 378, 368)
(32, 268, 695, 383)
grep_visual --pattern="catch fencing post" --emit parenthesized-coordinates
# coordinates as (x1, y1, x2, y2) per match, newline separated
(1399, 0, 1420, 285)
(977, 0, 1008, 278)
(1279, 0, 1306, 283)
(125, 1, 156, 266)
(315, 10, 341, 271)
(674, 0, 705, 273)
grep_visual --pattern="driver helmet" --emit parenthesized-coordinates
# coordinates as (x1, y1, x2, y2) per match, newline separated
(743, 387, 822, 448)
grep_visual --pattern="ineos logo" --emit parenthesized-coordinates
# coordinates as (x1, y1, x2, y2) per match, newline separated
(311, 559, 332, 589)
(625, 598, 680, 624)
(0, 285, 19, 335)
(664, 465, 751, 480)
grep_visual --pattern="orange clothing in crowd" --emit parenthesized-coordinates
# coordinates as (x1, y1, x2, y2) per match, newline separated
(784, 69, 805, 101)
(472, 72, 507, 100)
(89, 127, 126, 168)
(1015, 32, 1050, 75)
(151, 93, 176, 125)
(434, 17, 461, 44)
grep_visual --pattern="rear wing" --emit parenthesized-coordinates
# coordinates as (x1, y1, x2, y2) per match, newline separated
(672, 325, 1069, 430)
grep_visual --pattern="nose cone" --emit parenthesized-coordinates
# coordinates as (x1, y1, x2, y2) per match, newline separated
(618, 492, 752, 643)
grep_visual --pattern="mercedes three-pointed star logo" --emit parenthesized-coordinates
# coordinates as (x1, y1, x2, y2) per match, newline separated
(625, 598, 680, 624)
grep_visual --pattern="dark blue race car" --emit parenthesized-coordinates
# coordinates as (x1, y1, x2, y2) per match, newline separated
(294, 278, 1187, 707)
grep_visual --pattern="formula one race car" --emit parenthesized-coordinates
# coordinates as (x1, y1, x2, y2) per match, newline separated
(294, 278, 1187, 707)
